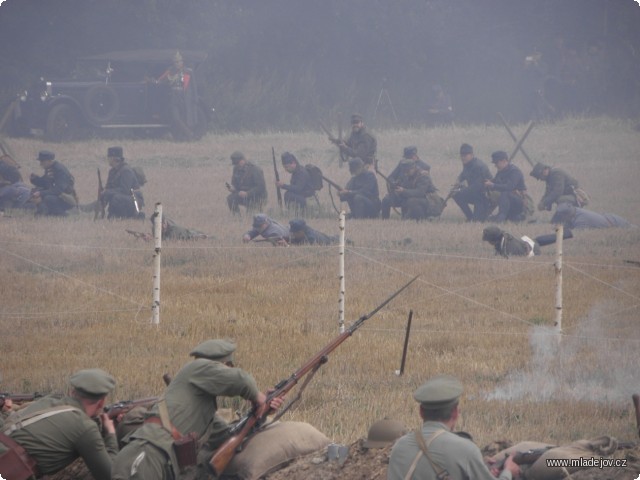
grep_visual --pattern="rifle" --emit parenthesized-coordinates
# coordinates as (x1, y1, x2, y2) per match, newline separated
(0, 392, 45, 409)
(321, 175, 343, 191)
(272, 147, 283, 209)
(253, 236, 288, 247)
(94, 168, 105, 220)
(442, 183, 463, 208)
(126, 229, 152, 241)
(209, 275, 420, 476)
(319, 120, 340, 146)
(103, 396, 160, 421)
(337, 112, 346, 168)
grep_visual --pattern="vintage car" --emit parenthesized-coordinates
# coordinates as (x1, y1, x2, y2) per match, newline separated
(9, 49, 212, 142)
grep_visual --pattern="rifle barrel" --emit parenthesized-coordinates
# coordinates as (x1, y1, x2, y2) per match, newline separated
(210, 275, 419, 476)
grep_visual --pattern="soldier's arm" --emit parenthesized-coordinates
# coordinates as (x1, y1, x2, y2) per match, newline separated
(75, 420, 118, 480)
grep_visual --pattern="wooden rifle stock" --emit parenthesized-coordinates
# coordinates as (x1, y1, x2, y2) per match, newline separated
(272, 147, 283, 209)
(210, 275, 420, 476)
(94, 168, 105, 220)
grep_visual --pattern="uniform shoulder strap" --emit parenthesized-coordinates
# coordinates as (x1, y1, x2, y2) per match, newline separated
(413, 428, 452, 480)
(3, 405, 82, 435)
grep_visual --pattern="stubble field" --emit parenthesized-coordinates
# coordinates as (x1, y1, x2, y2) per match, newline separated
(1, 116, 639, 450)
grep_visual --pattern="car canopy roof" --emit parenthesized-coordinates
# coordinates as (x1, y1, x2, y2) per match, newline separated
(79, 49, 208, 66)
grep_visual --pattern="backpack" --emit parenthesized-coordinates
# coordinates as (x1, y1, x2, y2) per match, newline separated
(305, 164, 323, 191)
(132, 166, 147, 186)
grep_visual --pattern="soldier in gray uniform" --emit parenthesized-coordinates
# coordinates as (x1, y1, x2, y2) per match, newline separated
(288, 219, 339, 246)
(530, 162, 580, 211)
(388, 374, 520, 480)
(111, 340, 284, 480)
(101, 146, 145, 219)
(29, 150, 77, 216)
(242, 213, 290, 244)
(551, 203, 637, 229)
(226, 151, 268, 215)
(0, 369, 118, 480)
(338, 157, 381, 219)
(335, 114, 377, 167)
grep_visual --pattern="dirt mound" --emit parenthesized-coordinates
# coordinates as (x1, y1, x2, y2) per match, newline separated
(48, 439, 640, 480)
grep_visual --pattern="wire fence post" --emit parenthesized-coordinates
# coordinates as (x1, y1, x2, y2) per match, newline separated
(151, 203, 162, 325)
(338, 211, 346, 333)
(554, 224, 563, 339)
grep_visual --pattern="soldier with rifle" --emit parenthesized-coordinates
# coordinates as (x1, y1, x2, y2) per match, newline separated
(484, 150, 528, 223)
(338, 157, 381, 218)
(381, 157, 441, 221)
(328, 113, 377, 168)
(111, 339, 286, 480)
(0, 368, 119, 480)
(388, 374, 520, 480)
(29, 150, 78, 217)
(276, 152, 315, 216)
(529, 162, 583, 211)
(101, 146, 145, 220)
(242, 213, 290, 245)
(226, 150, 267, 215)
(450, 143, 493, 222)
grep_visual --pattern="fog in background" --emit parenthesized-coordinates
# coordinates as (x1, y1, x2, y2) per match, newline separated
(0, 0, 639, 131)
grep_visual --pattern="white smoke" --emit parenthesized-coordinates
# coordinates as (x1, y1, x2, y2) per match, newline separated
(486, 301, 639, 404)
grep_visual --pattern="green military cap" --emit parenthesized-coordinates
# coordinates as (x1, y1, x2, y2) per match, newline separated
(530, 162, 549, 179)
(190, 339, 236, 362)
(413, 374, 463, 408)
(70, 368, 116, 398)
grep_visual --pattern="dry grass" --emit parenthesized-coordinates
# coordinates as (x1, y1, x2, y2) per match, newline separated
(1, 116, 639, 448)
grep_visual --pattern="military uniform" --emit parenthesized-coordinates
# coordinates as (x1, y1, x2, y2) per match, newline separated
(227, 152, 267, 214)
(530, 162, 579, 211)
(0, 369, 118, 480)
(153, 216, 208, 241)
(102, 147, 144, 219)
(339, 158, 381, 218)
(244, 214, 290, 243)
(551, 203, 637, 229)
(30, 150, 77, 216)
(487, 151, 527, 223)
(112, 340, 260, 480)
(453, 144, 493, 222)
(280, 154, 315, 214)
(382, 159, 440, 221)
(288, 219, 338, 245)
(0, 161, 30, 210)
(388, 375, 513, 480)
(340, 116, 377, 166)
(482, 225, 541, 258)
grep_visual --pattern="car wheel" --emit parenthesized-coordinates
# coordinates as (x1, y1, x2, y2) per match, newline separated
(45, 104, 80, 142)
(84, 84, 119, 124)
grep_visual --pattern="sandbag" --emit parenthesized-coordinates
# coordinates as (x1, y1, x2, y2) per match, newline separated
(222, 421, 330, 480)
(526, 435, 618, 480)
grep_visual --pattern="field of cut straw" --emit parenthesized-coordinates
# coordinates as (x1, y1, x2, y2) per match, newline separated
(1, 116, 639, 448)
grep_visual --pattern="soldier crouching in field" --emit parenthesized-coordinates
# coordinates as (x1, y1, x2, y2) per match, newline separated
(101, 146, 145, 219)
(111, 340, 284, 480)
(226, 151, 267, 215)
(29, 150, 78, 216)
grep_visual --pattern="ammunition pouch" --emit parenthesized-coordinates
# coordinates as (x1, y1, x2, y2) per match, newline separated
(0, 432, 38, 480)
(173, 432, 199, 469)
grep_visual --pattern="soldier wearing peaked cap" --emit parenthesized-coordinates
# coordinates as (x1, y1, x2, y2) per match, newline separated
(388, 374, 520, 480)
(227, 150, 267, 215)
(101, 146, 145, 219)
(112, 339, 285, 480)
(452, 143, 493, 222)
(338, 157, 381, 218)
(334, 113, 377, 167)
(288, 218, 339, 246)
(0, 369, 118, 480)
(29, 150, 78, 216)
(242, 213, 289, 244)
(529, 162, 581, 211)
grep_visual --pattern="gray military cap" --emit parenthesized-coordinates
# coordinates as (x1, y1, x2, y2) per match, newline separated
(230, 151, 245, 164)
(403, 146, 417, 159)
(190, 339, 236, 362)
(252, 213, 269, 228)
(413, 374, 463, 408)
(70, 368, 116, 398)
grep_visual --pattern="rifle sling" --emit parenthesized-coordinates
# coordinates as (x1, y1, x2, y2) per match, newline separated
(3, 405, 82, 435)
(406, 428, 451, 480)
(144, 398, 183, 441)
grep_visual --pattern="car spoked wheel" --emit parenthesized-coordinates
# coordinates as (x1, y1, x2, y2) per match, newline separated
(83, 85, 119, 124)
(45, 104, 80, 142)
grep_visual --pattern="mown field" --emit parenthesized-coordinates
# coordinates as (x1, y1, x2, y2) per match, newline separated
(1, 116, 639, 449)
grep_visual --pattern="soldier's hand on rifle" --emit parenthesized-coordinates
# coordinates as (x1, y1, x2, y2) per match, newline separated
(394, 186, 405, 194)
(484, 179, 494, 188)
(1, 398, 12, 412)
(276, 180, 285, 188)
(99, 412, 116, 436)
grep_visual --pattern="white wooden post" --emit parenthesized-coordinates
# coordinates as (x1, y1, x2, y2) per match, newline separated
(554, 224, 563, 338)
(338, 211, 346, 333)
(151, 203, 162, 325)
